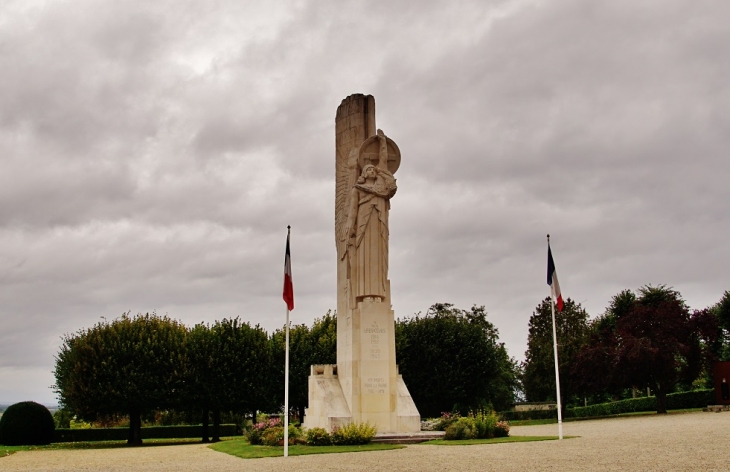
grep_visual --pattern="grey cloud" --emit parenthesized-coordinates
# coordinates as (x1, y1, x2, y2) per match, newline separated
(1, 0, 729, 403)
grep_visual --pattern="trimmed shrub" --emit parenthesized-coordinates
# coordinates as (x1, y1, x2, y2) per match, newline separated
(499, 409, 558, 422)
(494, 421, 510, 437)
(0, 401, 55, 446)
(444, 417, 476, 440)
(570, 389, 713, 418)
(473, 412, 497, 438)
(666, 389, 714, 409)
(246, 417, 281, 445)
(433, 412, 460, 431)
(305, 427, 331, 446)
(499, 389, 714, 422)
(443, 412, 504, 440)
(261, 426, 285, 446)
(330, 422, 377, 445)
(246, 417, 302, 446)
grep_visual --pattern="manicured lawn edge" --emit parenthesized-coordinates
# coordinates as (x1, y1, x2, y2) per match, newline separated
(209, 440, 404, 459)
(508, 407, 703, 426)
(1, 437, 237, 458)
(422, 435, 574, 446)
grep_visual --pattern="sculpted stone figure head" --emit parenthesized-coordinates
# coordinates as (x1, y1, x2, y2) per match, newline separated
(357, 164, 377, 184)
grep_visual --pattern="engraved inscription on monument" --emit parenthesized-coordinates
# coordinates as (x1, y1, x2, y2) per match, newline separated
(365, 322, 386, 359)
(364, 377, 388, 395)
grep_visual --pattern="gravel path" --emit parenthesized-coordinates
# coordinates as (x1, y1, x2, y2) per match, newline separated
(2, 411, 728, 471)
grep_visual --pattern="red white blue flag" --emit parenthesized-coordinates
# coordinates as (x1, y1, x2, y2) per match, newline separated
(547, 245, 564, 312)
(283, 227, 294, 311)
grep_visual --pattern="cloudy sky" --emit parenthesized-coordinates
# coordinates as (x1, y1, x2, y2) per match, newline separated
(2, 0, 729, 405)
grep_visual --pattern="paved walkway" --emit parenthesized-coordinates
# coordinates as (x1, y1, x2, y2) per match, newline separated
(2, 411, 728, 471)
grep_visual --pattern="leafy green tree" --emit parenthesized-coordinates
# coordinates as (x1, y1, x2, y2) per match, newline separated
(396, 303, 519, 416)
(185, 318, 270, 441)
(270, 312, 337, 420)
(522, 298, 589, 406)
(53, 313, 187, 445)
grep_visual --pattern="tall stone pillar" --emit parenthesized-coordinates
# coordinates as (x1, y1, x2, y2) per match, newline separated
(303, 94, 420, 433)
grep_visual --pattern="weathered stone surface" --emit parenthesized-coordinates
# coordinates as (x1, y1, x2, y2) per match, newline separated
(304, 94, 419, 433)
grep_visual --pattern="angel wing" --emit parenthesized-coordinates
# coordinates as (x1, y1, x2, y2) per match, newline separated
(335, 147, 358, 260)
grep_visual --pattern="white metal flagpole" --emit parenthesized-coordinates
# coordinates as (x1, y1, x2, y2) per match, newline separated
(284, 306, 290, 456)
(550, 285, 564, 440)
(548, 234, 564, 440)
(282, 225, 293, 458)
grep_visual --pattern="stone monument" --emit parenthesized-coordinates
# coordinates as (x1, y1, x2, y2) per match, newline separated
(303, 94, 421, 433)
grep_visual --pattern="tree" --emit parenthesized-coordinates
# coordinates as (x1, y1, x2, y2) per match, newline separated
(573, 286, 705, 413)
(395, 303, 519, 416)
(522, 297, 589, 406)
(53, 313, 187, 445)
(270, 311, 337, 420)
(185, 318, 270, 441)
(710, 291, 730, 361)
(571, 290, 637, 401)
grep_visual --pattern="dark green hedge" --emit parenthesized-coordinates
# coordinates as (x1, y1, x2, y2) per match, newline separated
(501, 389, 714, 421)
(500, 409, 558, 421)
(570, 389, 713, 418)
(53, 424, 238, 443)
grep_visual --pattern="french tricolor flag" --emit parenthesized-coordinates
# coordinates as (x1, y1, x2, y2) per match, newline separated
(283, 226, 294, 311)
(547, 244, 564, 312)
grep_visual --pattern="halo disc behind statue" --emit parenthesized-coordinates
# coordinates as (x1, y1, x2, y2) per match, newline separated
(358, 135, 401, 174)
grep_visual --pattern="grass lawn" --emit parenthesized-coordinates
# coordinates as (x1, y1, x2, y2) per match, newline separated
(209, 440, 404, 459)
(1, 437, 233, 458)
(423, 435, 571, 446)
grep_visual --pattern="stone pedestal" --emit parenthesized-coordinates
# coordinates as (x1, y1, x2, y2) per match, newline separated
(304, 298, 420, 433)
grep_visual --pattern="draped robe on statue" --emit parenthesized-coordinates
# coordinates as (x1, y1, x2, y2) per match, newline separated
(347, 166, 396, 303)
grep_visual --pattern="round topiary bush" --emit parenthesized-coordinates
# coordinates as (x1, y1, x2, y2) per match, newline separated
(0, 401, 55, 446)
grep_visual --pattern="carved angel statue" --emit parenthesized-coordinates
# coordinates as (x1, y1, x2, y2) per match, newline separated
(338, 130, 398, 304)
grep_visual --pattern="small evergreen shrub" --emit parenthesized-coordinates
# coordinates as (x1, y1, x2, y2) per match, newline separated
(330, 422, 377, 445)
(0, 401, 55, 446)
(305, 427, 331, 446)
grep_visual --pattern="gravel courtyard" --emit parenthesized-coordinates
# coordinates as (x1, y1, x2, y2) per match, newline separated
(2, 411, 727, 471)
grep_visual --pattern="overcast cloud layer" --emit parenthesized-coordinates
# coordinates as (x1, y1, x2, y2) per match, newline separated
(1, 0, 729, 405)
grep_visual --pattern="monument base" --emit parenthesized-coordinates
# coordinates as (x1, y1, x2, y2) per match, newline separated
(303, 364, 421, 433)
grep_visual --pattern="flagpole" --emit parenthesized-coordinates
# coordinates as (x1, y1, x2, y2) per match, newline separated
(283, 225, 292, 457)
(548, 234, 563, 440)
(284, 305, 290, 457)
